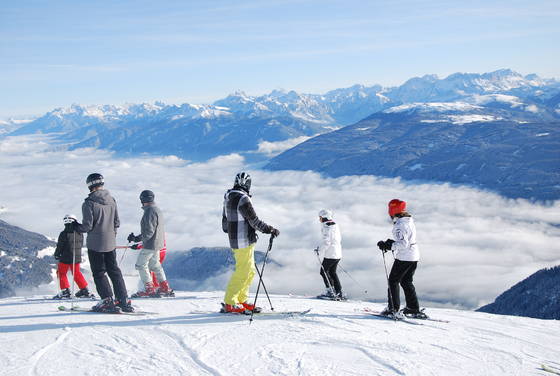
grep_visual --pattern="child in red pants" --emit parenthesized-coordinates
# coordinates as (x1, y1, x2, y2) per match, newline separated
(53, 214, 93, 299)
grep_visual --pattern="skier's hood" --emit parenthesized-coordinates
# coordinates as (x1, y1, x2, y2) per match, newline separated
(86, 189, 114, 206)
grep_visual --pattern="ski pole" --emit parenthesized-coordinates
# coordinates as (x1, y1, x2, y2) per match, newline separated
(118, 245, 130, 265)
(338, 264, 368, 294)
(71, 227, 77, 311)
(254, 262, 274, 311)
(381, 249, 397, 320)
(250, 235, 275, 323)
(314, 248, 335, 296)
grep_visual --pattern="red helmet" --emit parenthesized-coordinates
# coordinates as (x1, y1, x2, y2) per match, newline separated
(388, 199, 406, 217)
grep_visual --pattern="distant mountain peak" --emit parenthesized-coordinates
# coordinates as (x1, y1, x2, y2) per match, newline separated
(383, 101, 482, 114)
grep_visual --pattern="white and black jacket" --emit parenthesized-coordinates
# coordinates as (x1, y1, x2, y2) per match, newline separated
(319, 220, 342, 260)
(391, 215, 420, 262)
(222, 189, 273, 249)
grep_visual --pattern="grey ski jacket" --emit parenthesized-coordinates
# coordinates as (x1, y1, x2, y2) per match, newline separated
(76, 189, 120, 252)
(140, 203, 165, 251)
(222, 189, 273, 249)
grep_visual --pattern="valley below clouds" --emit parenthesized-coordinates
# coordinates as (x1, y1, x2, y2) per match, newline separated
(1, 135, 559, 309)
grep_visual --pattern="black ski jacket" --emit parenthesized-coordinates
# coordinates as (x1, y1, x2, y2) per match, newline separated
(54, 223, 84, 264)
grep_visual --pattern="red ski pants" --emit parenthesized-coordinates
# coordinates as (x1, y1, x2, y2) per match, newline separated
(151, 250, 166, 287)
(57, 262, 88, 290)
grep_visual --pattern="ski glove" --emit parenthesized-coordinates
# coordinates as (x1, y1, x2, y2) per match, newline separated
(127, 232, 141, 243)
(377, 240, 386, 251)
(377, 239, 395, 252)
(131, 244, 140, 250)
(385, 239, 395, 250)
(313, 247, 319, 255)
(270, 228, 280, 238)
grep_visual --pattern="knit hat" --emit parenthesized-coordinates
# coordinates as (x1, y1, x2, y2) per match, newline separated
(388, 199, 406, 217)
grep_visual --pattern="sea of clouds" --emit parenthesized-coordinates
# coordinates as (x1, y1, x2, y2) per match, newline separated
(1, 135, 559, 309)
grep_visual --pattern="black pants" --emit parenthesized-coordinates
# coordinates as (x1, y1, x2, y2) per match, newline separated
(88, 250, 128, 301)
(320, 258, 342, 295)
(387, 259, 419, 311)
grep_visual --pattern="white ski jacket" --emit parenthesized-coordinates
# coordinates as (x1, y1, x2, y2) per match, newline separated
(319, 221, 342, 260)
(391, 216, 420, 262)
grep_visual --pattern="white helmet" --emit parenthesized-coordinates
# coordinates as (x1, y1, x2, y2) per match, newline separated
(318, 209, 333, 220)
(63, 214, 77, 224)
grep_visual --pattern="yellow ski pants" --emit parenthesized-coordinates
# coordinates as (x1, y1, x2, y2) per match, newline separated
(224, 243, 256, 305)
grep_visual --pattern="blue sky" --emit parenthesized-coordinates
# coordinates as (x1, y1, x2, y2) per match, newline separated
(1, 0, 559, 118)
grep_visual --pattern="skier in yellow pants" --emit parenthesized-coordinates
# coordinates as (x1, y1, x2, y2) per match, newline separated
(221, 172, 280, 314)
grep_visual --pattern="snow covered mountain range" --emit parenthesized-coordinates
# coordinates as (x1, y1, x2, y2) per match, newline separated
(3, 69, 559, 199)
(4, 69, 559, 159)
(266, 96, 560, 200)
(0, 220, 55, 298)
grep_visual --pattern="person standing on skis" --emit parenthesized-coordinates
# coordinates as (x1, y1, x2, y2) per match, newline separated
(52, 214, 93, 299)
(75, 173, 134, 313)
(127, 240, 168, 291)
(221, 172, 280, 314)
(377, 199, 425, 318)
(127, 190, 174, 298)
(315, 209, 344, 300)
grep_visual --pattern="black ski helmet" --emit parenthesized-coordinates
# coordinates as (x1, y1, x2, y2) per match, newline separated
(234, 172, 251, 192)
(86, 173, 104, 190)
(140, 190, 155, 203)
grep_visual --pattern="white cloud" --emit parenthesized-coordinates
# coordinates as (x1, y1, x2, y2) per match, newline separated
(256, 136, 312, 157)
(1, 135, 559, 310)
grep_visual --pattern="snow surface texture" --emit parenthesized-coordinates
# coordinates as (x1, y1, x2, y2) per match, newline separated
(1, 135, 559, 309)
(0, 292, 558, 376)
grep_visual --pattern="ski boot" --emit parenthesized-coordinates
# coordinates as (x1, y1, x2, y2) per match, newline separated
(316, 288, 336, 300)
(115, 298, 135, 313)
(380, 306, 404, 319)
(52, 288, 71, 300)
(241, 301, 262, 313)
(92, 297, 120, 313)
(131, 282, 160, 298)
(401, 307, 428, 319)
(334, 292, 348, 301)
(220, 303, 250, 314)
(157, 280, 175, 297)
(75, 287, 95, 299)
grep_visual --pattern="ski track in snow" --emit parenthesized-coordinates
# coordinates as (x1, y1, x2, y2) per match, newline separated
(27, 328, 72, 376)
(0, 292, 559, 376)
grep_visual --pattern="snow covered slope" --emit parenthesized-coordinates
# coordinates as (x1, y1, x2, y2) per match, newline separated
(1, 291, 558, 376)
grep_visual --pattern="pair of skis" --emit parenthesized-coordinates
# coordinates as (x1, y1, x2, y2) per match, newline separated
(220, 308, 311, 317)
(58, 305, 154, 316)
(26, 296, 97, 302)
(361, 307, 450, 324)
(219, 302, 311, 317)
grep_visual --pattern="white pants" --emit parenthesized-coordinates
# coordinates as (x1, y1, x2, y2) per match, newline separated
(135, 248, 166, 285)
